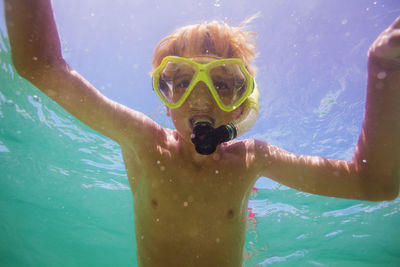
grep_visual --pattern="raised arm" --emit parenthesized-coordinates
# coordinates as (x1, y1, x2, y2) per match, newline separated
(4, 0, 162, 148)
(255, 17, 400, 201)
(357, 16, 400, 199)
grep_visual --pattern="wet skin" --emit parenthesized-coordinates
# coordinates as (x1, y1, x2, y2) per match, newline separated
(122, 56, 257, 267)
(6, 3, 400, 265)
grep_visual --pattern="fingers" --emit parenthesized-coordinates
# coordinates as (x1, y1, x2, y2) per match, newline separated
(368, 16, 400, 68)
(391, 16, 400, 29)
(387, 17, 400, 47)
(388, 30, 400, 47)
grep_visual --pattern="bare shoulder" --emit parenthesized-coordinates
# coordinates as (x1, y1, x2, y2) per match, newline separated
(222, 138, 261, 177)
(221, 139, 256, 158)
(224, 138, 292, 172)
(251, 139, 291, 177)
(115, 107, 168, 151)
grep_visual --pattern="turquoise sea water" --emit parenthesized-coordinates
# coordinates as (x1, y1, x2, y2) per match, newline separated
(1, 1, 400, 266)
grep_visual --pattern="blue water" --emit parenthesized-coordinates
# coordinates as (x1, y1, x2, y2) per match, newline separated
(1, 0, 400, 266)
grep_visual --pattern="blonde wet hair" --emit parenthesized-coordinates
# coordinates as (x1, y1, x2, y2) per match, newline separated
(151, 16, 258, 76)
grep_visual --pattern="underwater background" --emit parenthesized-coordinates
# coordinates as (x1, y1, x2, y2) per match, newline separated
(1, 0, 400, 266)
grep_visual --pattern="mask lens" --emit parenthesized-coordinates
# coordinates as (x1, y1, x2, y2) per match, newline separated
(209, 63, 248, 107)
(157, 61, 196, 105)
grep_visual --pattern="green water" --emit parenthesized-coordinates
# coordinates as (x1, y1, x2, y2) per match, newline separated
(1, 30, 400, 266)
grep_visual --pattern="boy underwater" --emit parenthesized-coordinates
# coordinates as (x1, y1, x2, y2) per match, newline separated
(4, 0, 400, 266)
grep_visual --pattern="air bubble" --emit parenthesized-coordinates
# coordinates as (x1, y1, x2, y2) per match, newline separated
(215, 170, 219, 174)
(377, 71, 387, 80)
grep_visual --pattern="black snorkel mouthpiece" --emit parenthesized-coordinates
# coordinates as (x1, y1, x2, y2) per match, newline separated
(191, 120, 237, 155)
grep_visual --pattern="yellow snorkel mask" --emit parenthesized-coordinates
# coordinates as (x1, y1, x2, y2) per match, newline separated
(152, 56, 259, 155)
(152, 56, 254, 112)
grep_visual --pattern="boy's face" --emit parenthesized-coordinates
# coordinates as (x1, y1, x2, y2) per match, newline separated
(166, 55, 244, 143)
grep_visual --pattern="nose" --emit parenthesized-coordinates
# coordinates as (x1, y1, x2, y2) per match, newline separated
(187, 82, 214, 109)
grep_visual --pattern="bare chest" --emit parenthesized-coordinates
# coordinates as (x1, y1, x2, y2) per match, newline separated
(124, 148, 256, 266)
(134, 154, 254, 228)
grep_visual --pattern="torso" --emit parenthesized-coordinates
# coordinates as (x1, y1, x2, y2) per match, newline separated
(121, 128, 258, 267)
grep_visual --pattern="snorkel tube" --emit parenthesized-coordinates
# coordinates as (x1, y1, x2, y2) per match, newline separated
(191, 82, 260, 155)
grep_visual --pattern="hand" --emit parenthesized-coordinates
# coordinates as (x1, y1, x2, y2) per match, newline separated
(368, 16, 400, 70)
